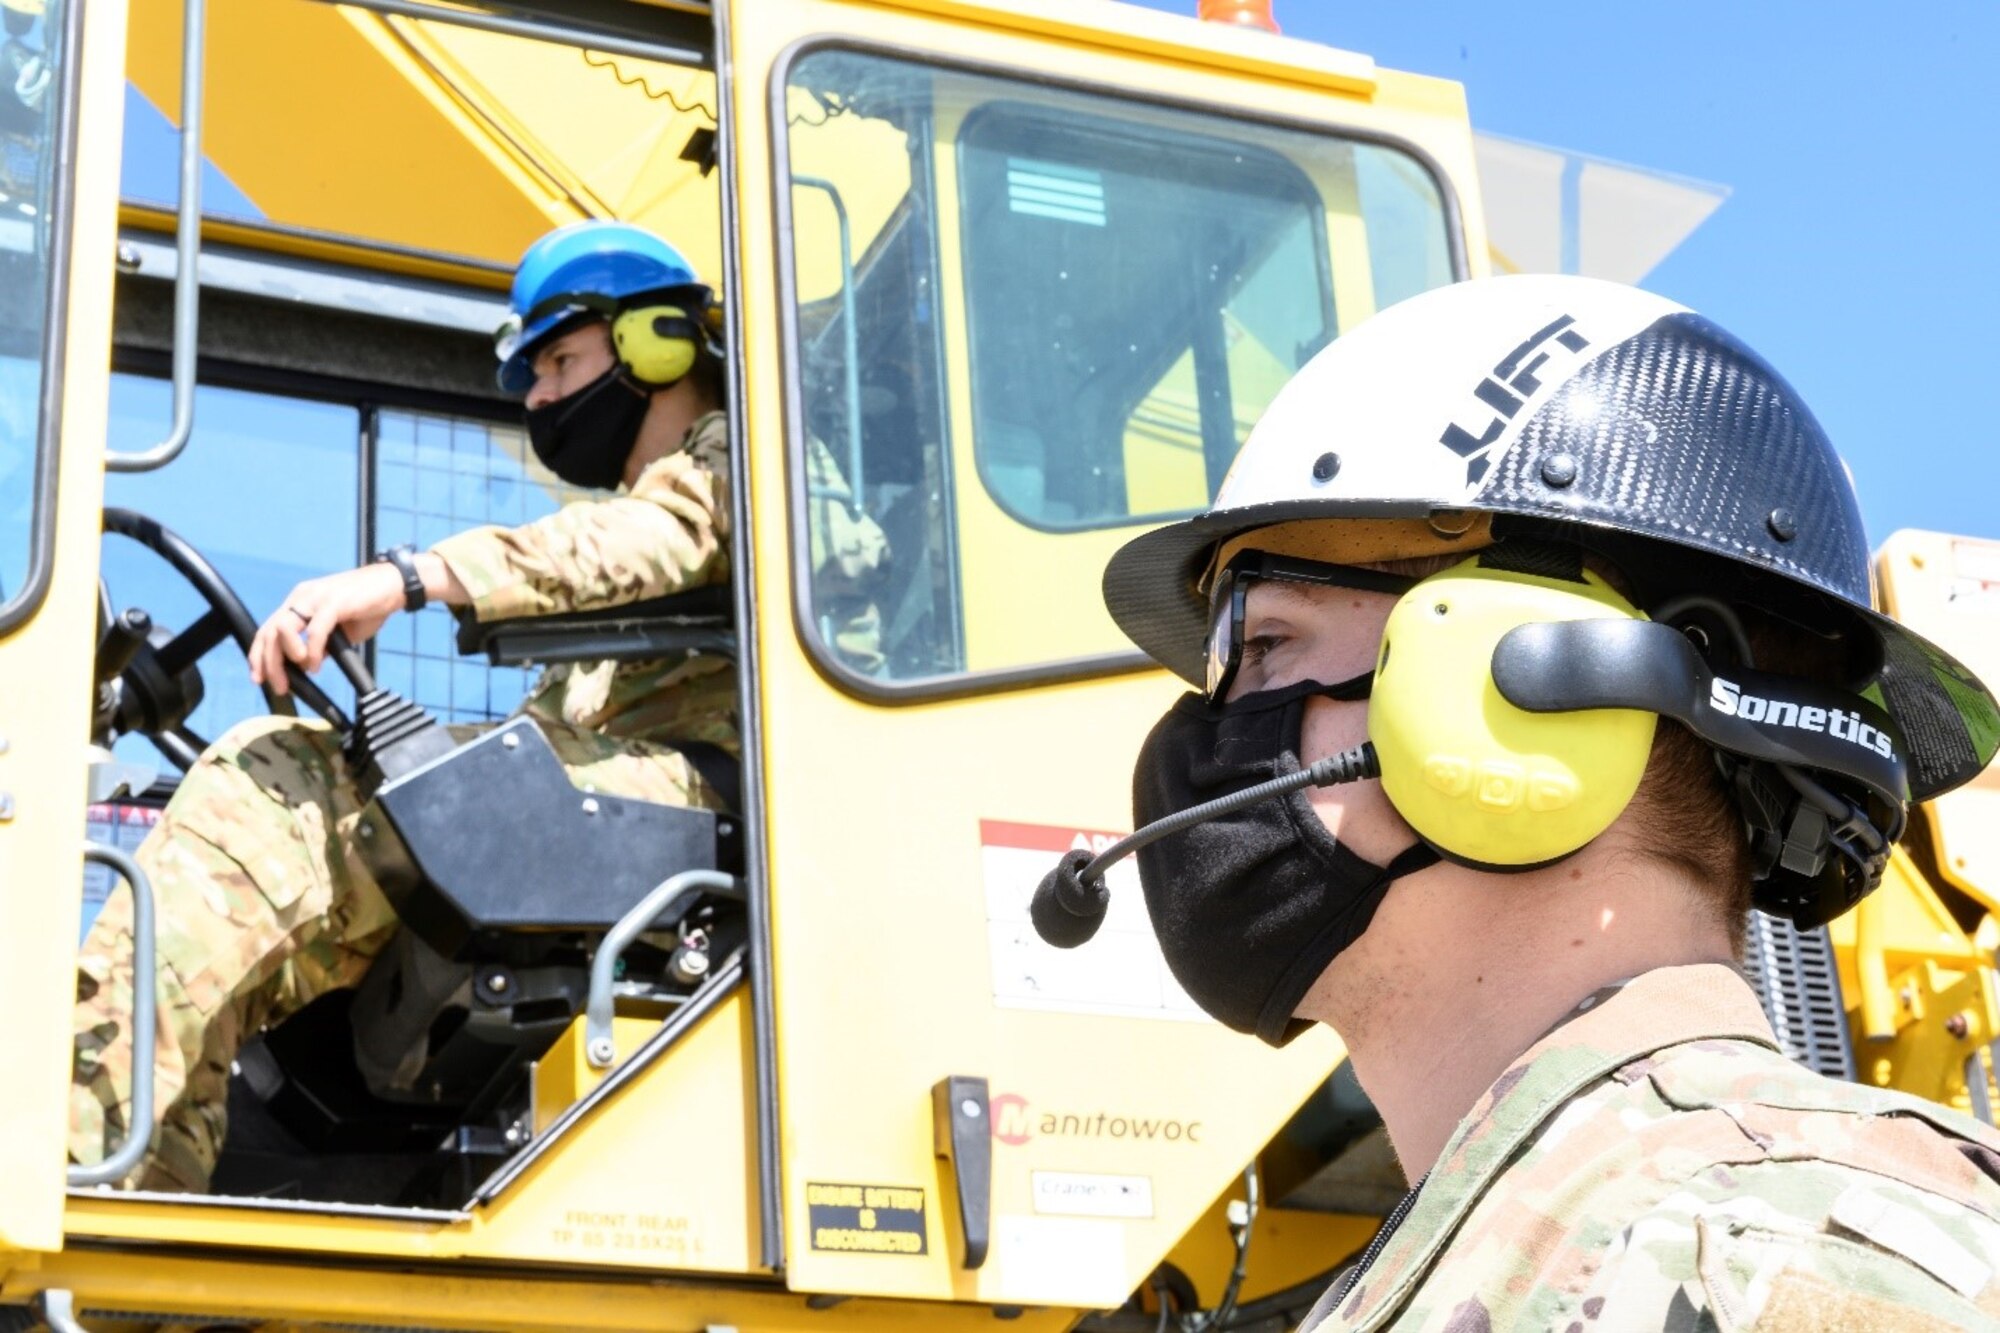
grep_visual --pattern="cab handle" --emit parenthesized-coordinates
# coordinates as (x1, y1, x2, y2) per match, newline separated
(106, 0, 206, 473)
(586, 869, 742, 1068)
(68, 843, 158, 1187)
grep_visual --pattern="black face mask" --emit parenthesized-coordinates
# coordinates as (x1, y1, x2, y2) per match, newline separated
(1132, 677, 1437, 1047)
(524, 365, 652, 491)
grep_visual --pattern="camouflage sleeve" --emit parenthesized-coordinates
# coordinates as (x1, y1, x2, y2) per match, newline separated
(1574, 1181, 2000, 1328)
(806, 434, 890, 597)
(432, 412, 732, 622)
(805, 433, 891, 673)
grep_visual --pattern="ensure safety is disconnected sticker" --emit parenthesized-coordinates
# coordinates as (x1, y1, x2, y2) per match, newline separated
(806, 1182, 928, 1255)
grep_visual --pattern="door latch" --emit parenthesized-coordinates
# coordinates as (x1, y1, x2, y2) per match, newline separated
(931, 1074, 991, 1269)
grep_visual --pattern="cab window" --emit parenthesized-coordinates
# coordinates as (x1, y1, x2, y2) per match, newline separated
(101, 374, 363, 753)
(0, 0, 68, 624)
(958, 102, 1328, 529)
(99, 381, 575, 770)
(86, 382, 579, 935)
(371, 406, 597, 722)
(781, 47, 1456, 689)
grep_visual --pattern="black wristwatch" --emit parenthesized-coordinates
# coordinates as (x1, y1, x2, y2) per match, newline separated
(375, 543, 428, 612)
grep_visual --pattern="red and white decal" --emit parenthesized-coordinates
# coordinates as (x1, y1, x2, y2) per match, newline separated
(979, 819, 1207, 1023)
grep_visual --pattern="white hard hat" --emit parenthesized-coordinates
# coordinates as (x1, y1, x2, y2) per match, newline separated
(1103, 273, 1997, 805)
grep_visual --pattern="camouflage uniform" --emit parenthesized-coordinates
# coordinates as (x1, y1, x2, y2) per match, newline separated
(805, 433, 892, 675)
(1304, 964, 2000, 1332)
(70, 410, 826, 1191)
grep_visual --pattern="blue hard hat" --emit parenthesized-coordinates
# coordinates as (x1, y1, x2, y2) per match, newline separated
(494, 220, 706, 394)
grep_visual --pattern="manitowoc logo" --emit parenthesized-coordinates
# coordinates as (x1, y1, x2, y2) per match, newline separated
(991, 1094, 1203, 1148)
(1708, 678, 1895, 760)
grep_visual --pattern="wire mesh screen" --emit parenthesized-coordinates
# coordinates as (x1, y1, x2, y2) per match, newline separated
(371, 409, 599, 724)
(1741, 912, 1856, 1080)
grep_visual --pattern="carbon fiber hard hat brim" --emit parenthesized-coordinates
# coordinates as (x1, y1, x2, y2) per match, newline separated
(1102, 311, 2000, 802)
(1872, 611, 2000, 798)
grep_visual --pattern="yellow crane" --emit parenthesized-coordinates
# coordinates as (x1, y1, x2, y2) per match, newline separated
(0, 0, 1993, 1328)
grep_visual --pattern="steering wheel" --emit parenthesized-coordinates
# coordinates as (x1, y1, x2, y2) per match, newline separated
(100, 508, 354, 770)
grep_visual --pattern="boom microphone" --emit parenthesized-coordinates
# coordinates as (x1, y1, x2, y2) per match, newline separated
(1029, 849, 1107, 948)
(1030, 744, 1379, 948)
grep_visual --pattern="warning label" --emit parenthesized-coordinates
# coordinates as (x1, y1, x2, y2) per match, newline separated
(980, 820, 1208, 1022)
(806, 1182, 928, 1256)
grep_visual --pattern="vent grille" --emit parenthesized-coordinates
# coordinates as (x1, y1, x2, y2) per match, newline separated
(1742, 912, 1855, 1080)
(1006, 159, 1107, 226)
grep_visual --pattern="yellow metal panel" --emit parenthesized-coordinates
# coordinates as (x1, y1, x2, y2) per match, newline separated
(1828, 848, 2000, 1113)
(125, 0, 568, 265)
(732, 4, 1483, 1308)
(529, 1013, 657, 1134)
(66, 991, 762, 1276)
(125, 0, 725, 277)
(378, 20, 726, 284)
(117, 204, 514, 289)
(867, 0, 1382, 97)
(467, 989, 762, 1272)
(1828, 847, 1987, 1017)
(0, 0, 128, 1256)
(5, 1250, 1077, 1331)
(1121, 349, 1206, 515)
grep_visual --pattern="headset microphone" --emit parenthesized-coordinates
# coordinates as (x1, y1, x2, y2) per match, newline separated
(1030, 744, 1379, 948)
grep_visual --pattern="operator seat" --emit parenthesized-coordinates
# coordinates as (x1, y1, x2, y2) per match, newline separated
(453, 583, 735, 673)
(230, 589, 742, 1205)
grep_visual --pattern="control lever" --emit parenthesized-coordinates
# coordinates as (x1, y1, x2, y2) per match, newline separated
(95, 607, 152, 684)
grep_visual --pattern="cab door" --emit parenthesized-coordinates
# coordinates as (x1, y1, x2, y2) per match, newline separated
(725, 0, 1482, 1309)
(0, 0, 131, 1253)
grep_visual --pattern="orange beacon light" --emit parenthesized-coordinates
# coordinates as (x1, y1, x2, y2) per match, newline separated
(1197, 0, 1280, 33)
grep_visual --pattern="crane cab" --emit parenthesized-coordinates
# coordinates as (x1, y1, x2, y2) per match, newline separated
(0, 0, 1488, 1325)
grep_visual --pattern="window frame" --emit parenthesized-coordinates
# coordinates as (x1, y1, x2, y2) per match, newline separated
(0, 0, 87, 637)
(769, 34, 1470, 704)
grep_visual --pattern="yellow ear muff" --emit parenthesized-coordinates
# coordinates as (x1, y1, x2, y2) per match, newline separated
(611, 304, 699, 387)
(1369, 558, 1657, 869)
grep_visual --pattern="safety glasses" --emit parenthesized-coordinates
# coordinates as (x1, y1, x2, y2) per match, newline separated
(1204, 552, 1419, 701)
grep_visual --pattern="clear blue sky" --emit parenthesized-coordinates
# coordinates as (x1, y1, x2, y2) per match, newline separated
(1124, 1, 2000, 545)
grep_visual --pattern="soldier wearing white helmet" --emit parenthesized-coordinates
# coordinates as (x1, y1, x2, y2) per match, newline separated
(1044, 275, 2000, 1328)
